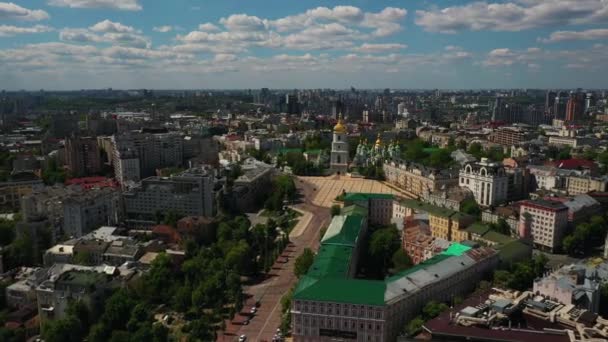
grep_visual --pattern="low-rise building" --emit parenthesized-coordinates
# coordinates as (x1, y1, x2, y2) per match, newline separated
(230, 158, 274, 212)
(533, 261, 608, 314)
(343, 193, 394, 226)
(383, 161, 459, 199)
(0, 172, 43, 212)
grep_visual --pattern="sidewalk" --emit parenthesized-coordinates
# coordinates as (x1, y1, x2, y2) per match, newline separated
(288, 206, 313, 239)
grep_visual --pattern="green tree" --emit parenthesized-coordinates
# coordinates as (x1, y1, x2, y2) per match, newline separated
(330, 205, 341, 217)
(369, 226, 401, 275)
(490, 219, 511, 235)
(43, 316, 83, 342)
(294, 248, 315, 278)
(461, 198, 481, 218)
(422, 301, 449, 320)
(391, 249, 413, 273)
(405, 316, 425, 337)
(0, 219, 15, 246)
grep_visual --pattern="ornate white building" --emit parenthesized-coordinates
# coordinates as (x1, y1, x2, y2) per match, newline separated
(459, 158, 508, 207)
(329, 114, 349, 175)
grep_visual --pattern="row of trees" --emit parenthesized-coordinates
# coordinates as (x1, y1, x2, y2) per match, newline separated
(359, 224, 412, 279)
(563, 216, 608, 256)
(38, 213, 291, 341)
(401, 139, 455, 168)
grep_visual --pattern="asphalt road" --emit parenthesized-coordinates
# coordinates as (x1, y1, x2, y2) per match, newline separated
(218, 178, 330, 342)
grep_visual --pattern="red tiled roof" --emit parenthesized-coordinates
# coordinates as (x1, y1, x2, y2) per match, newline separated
(550, 158, 596, 170)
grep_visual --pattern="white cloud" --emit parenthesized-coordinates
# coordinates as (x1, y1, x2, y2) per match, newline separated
(90, 20, 136, 33)
(352, 43, 407, 53)
(48, 0, 142, 11)
(219, 14, 268, 32)
(60, 25, 150, 48)
(0, 2, 49, 21)
(362, 7, 407, 37)
(153, 26, 173, 33)
(198, 23, 220, 32)
(540, 29, 608, 43)
(0, 24, 52, 37)
(214, 53, 237, 62)
(415, 0, 608, 33)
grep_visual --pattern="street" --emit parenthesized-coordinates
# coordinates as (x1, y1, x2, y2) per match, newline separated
(218, 178, 331, 342)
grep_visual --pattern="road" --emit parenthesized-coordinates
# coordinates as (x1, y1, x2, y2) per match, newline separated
(218, 178, 330, 342)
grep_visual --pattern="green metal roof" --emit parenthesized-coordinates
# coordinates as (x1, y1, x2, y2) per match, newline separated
(341, 204, 368, 217)
(294, 276, 387, 306)
(307, 244, 354, 279)
(343, 193, 394, 202)
(442, 243, 473, 256)
(321, 215, 364, 247)
(387, 243, 471, 282)
(482, 231, 514, 245)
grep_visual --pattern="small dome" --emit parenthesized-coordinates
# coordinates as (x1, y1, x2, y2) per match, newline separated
(375, 133, 382, 146)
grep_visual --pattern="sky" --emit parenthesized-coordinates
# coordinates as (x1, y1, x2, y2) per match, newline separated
(1, 0, 608, 90)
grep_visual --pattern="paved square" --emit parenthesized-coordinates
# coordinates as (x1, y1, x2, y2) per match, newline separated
(298, 176, 406, 208)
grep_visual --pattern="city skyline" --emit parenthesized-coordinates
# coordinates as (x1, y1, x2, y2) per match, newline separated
(2, 0, 608, 90)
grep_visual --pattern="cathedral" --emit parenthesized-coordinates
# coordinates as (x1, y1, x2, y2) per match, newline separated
(329, 113, 348, 175)
(353, 134, 401, 168)
(329, 114, 349, 175)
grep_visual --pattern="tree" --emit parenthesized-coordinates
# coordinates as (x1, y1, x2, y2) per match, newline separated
(405, 316, 425, 337)
(163, 209, 183, 228)
(391, 249, 413, 273)
(468, 142, 484, 159)
(330, 205, 341, 217)
(461, 198, 481, 218)
(490, 219, 511, 235)
(100, 289, 136, 331)
(0, 219, 15, 246)
(73, 250, 94, 266)
(369, 226, 401, 275)
(294, 248, 314, 278)
(43, 316, 83, 342)
(422, 301, 448, 320)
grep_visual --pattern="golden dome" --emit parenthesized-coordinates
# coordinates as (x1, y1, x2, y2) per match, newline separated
(334, 113, 347, 133)
(375, 133, 382, 146)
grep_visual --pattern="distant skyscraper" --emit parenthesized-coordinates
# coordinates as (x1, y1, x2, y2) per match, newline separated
(565, 91, 585, 122)
(545, 90, 556, 115)
(554, 92, 568, 120)
(491, 96, 504, 121)
(285, 94, 299, 114)
(585, 93, 595, 113)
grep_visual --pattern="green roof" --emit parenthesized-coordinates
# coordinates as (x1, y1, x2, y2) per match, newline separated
(443, 243, 473, 256)
(482, 231, 514, 245)
(304, 149, 323, 155)
(341, 204, 368, 217)
(277, 148, 303, 154)
(321, 215, 364, 246)
(307, 244, 354, 279)
(496, 240, 531, 263)
(466, 222, 491, 236)
(400, 199, 457, 218)
(344, 193, 394, 202)
(294, 276, 386, 306)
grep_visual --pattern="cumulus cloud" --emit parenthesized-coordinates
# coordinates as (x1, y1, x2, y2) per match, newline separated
(60, 23, 150, 49)
(48, 0, 142, 11)
(219, 14, 268, 32)
(214, 53, 237, 62)
(540, 29, 608, 43)
(415, 0, 608, 33)
(352, 43, 407, 53)
(198, 23, 220, 32)
(0, 2, 49, 21)
(0, 24, 52, 37)
(153, 26, 173, 33)
(90, 20, 136, 33)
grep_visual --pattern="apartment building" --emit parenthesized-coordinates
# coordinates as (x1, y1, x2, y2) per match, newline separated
(383, 161, 459, 199)
(123, 167, 215, 226)
(0, 172, 43, 212)
(519, 200, 569, 252)
(65, 136, 101, 177)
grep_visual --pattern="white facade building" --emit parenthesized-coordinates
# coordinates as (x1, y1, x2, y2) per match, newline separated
(519, 200, 569, 252)
(459, 158, 508, 207)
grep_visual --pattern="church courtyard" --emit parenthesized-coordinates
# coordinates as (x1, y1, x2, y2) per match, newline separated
(298, 175, 406, 208)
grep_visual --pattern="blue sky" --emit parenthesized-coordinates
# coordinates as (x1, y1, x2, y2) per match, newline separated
(1, 0, 608, 90)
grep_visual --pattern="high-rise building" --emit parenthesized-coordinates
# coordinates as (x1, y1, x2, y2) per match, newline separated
(65, 136, 102, 177)
(554, 92, 568, 120)
(545, 90, 556, 115)
(329, 114, 349, 175)
(565, 91, 585, 122)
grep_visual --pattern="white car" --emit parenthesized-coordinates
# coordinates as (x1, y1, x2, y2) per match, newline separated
(250, 306, 257, 314)
(239, 335, 247, 342)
